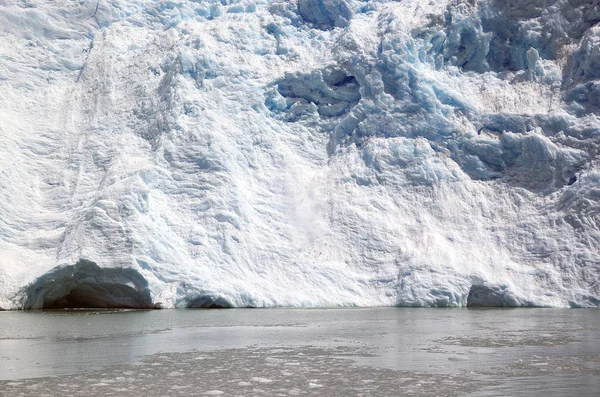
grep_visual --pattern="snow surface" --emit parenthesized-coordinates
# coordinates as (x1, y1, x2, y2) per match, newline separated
(1, 0, 599, 309)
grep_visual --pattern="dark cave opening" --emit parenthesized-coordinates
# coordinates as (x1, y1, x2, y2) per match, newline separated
(23, 260, 156, 310)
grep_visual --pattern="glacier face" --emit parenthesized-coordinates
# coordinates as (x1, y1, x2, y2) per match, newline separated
(1, 0, 599, 309)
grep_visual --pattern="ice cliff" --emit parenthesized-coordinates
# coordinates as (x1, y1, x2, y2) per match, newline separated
(1, 0, 599, 309)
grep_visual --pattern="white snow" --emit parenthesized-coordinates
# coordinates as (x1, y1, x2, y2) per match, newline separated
(0, 0, 599, 309)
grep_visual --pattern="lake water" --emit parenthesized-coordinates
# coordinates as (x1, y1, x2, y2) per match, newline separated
(0, 308, 599, 396)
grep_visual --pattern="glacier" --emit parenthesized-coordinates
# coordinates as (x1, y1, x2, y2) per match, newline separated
(0, 0, 599, 309)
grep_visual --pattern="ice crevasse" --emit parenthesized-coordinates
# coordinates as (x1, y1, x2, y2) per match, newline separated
(0, 0, 599, 309)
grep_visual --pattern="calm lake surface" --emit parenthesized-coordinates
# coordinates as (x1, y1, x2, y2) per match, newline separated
(0, 308, 599, 396)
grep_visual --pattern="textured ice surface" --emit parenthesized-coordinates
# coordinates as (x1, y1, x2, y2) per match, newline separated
(1, 0, 600, 309)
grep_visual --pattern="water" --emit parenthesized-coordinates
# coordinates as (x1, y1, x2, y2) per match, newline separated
(0, 308, 599, 396)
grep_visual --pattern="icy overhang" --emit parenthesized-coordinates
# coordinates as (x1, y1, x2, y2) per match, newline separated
(22, 260, 156, 310)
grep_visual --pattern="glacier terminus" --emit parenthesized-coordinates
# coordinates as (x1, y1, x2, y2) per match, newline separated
(1, 0, 600, 309)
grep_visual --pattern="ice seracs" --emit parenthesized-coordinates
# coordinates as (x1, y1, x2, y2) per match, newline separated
(0, 0, 599, 309)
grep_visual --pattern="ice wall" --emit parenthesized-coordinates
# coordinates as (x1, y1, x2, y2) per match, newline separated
(0, 0, 599, 309)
